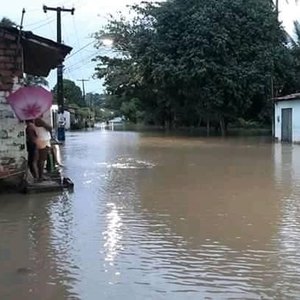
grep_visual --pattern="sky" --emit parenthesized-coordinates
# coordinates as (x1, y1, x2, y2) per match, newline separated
(2, 0, 300, 94)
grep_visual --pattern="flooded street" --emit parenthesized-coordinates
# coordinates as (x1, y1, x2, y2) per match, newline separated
(1, 130, 300, 299)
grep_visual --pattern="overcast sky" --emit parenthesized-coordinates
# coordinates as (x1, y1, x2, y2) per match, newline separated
(2, 0, 300, 94)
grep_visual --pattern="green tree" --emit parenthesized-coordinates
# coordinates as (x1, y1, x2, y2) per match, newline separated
(52, 79, 83, 107)
(0, 17, 16, 27)
(24, 75, 49, 87)
(94, 0, 290, 134)
(85, 92, 106, 107)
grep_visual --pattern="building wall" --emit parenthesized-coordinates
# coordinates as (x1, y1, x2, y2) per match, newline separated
(274, 100, 300, 142)
(0, 29, 26, 188)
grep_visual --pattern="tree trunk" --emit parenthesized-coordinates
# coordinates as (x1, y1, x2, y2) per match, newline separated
(197, 117, 202, 128)
(206, 118, 210, 136)
(164, 119, 169, 130)
(214, 123, 219, 133)
(220, 118, 226, 137)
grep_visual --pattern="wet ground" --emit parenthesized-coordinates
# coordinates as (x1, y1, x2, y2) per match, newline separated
(1, 129, 300, 299)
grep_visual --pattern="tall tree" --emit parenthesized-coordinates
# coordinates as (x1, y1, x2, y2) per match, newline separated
(94, 0, 290, 133)
(52, 79, 83, 107)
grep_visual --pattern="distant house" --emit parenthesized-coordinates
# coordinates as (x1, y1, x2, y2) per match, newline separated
(0, 25, 71, 190)
(274, 93, 300, 143)
(109, 116, 125, 124)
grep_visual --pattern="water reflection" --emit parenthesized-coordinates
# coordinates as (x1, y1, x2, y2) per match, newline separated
(273, 143, 300, 298)
(103, 203, 123, 263)
(0, 193, 77, 299)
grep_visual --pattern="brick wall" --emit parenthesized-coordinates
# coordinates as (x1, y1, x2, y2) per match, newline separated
(0, 30, 22, 91)
(0, 29, 27, 188)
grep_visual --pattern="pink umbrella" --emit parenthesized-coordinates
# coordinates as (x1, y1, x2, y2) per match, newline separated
(7, 86, 53, 121)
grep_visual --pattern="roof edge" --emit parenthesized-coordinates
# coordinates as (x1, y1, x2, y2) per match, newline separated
(273, 93, 300, 102)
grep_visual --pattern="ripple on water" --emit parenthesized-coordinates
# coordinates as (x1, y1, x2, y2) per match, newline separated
(97, 158, 155, 169)
(3, 132, 300, 299)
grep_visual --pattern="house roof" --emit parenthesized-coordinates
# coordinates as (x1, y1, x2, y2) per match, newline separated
(0, 26, 72, 76)
(273, 93, 300, 102)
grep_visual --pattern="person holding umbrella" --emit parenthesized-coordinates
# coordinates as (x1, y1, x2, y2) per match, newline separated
(34, 117, 52, 181)
(7, 86, 54, 180)
(25, 119, 38, 179)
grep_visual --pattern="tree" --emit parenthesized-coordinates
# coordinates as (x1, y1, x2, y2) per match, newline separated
(94, 0, 290, 134)
(52, 79, 83, 107)
(0, 17, 16, 27)
(24, 75, 49, 87)
(85, 92, 106, 107)
(284, 21, 300, 93)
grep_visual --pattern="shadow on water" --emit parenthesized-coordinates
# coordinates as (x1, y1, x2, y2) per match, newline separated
(1, 129, 300, 299)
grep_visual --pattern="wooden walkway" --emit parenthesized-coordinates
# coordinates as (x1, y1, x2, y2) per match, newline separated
(25, 177, 74, 193)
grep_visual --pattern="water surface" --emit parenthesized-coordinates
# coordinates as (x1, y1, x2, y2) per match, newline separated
(1, 130, 300, 299)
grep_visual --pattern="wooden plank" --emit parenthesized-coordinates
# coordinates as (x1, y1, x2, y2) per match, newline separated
(25, 177, 74, 194)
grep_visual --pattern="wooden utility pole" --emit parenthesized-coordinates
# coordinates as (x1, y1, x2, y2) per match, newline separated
(77, 79, 89, 105)
(43, 5, 75, 141)
(77, 79, 91, 127)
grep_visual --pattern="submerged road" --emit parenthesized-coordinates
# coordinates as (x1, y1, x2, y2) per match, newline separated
(1, 130, 300, 299)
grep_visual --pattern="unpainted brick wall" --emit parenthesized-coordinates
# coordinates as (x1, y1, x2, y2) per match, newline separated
(0, 29, 26, 179)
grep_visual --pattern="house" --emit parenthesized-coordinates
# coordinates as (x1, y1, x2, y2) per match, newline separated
(0, 25, 71, 191)
(274, 93, 300, 143)
(109, 116, 125, 124)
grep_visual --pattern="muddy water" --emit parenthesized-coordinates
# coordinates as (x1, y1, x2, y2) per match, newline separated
(1, 130, 300, 299)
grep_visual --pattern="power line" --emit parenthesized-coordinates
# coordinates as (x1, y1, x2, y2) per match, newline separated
(28, 10, 73, 31)
(29, 18, 56, 31)
(24, 16, 56, 28)
(65, 47, 113, 72)
(65, 51, 98, 70)
(66, 40, 95, 60)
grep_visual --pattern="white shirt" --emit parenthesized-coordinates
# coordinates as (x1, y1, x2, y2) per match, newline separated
(35, 126, 51, 149)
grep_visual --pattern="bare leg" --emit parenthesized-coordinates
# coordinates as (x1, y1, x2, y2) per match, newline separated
(32, 149, 39, 179)
(27, 146, 38, 179)
(52, 145, 63, 166)
(38, 148, 48, 179)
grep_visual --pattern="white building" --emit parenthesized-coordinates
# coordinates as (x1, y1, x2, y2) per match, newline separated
(274, 93, 300, 143)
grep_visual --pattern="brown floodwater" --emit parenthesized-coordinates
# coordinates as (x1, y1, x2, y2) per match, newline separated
(1, 130, 300, 299)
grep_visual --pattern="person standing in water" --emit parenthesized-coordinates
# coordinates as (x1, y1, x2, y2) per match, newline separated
(34, 117, 52, 180)
(25, 120, 38, 179)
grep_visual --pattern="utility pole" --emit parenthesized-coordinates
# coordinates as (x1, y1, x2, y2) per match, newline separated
(43, 5, 75, 141)
(77, 79, 90, 127)
(77, 79, 89, 105)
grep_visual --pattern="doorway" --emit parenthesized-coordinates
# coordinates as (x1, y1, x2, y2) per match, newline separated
(281, 108, 292, 143)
